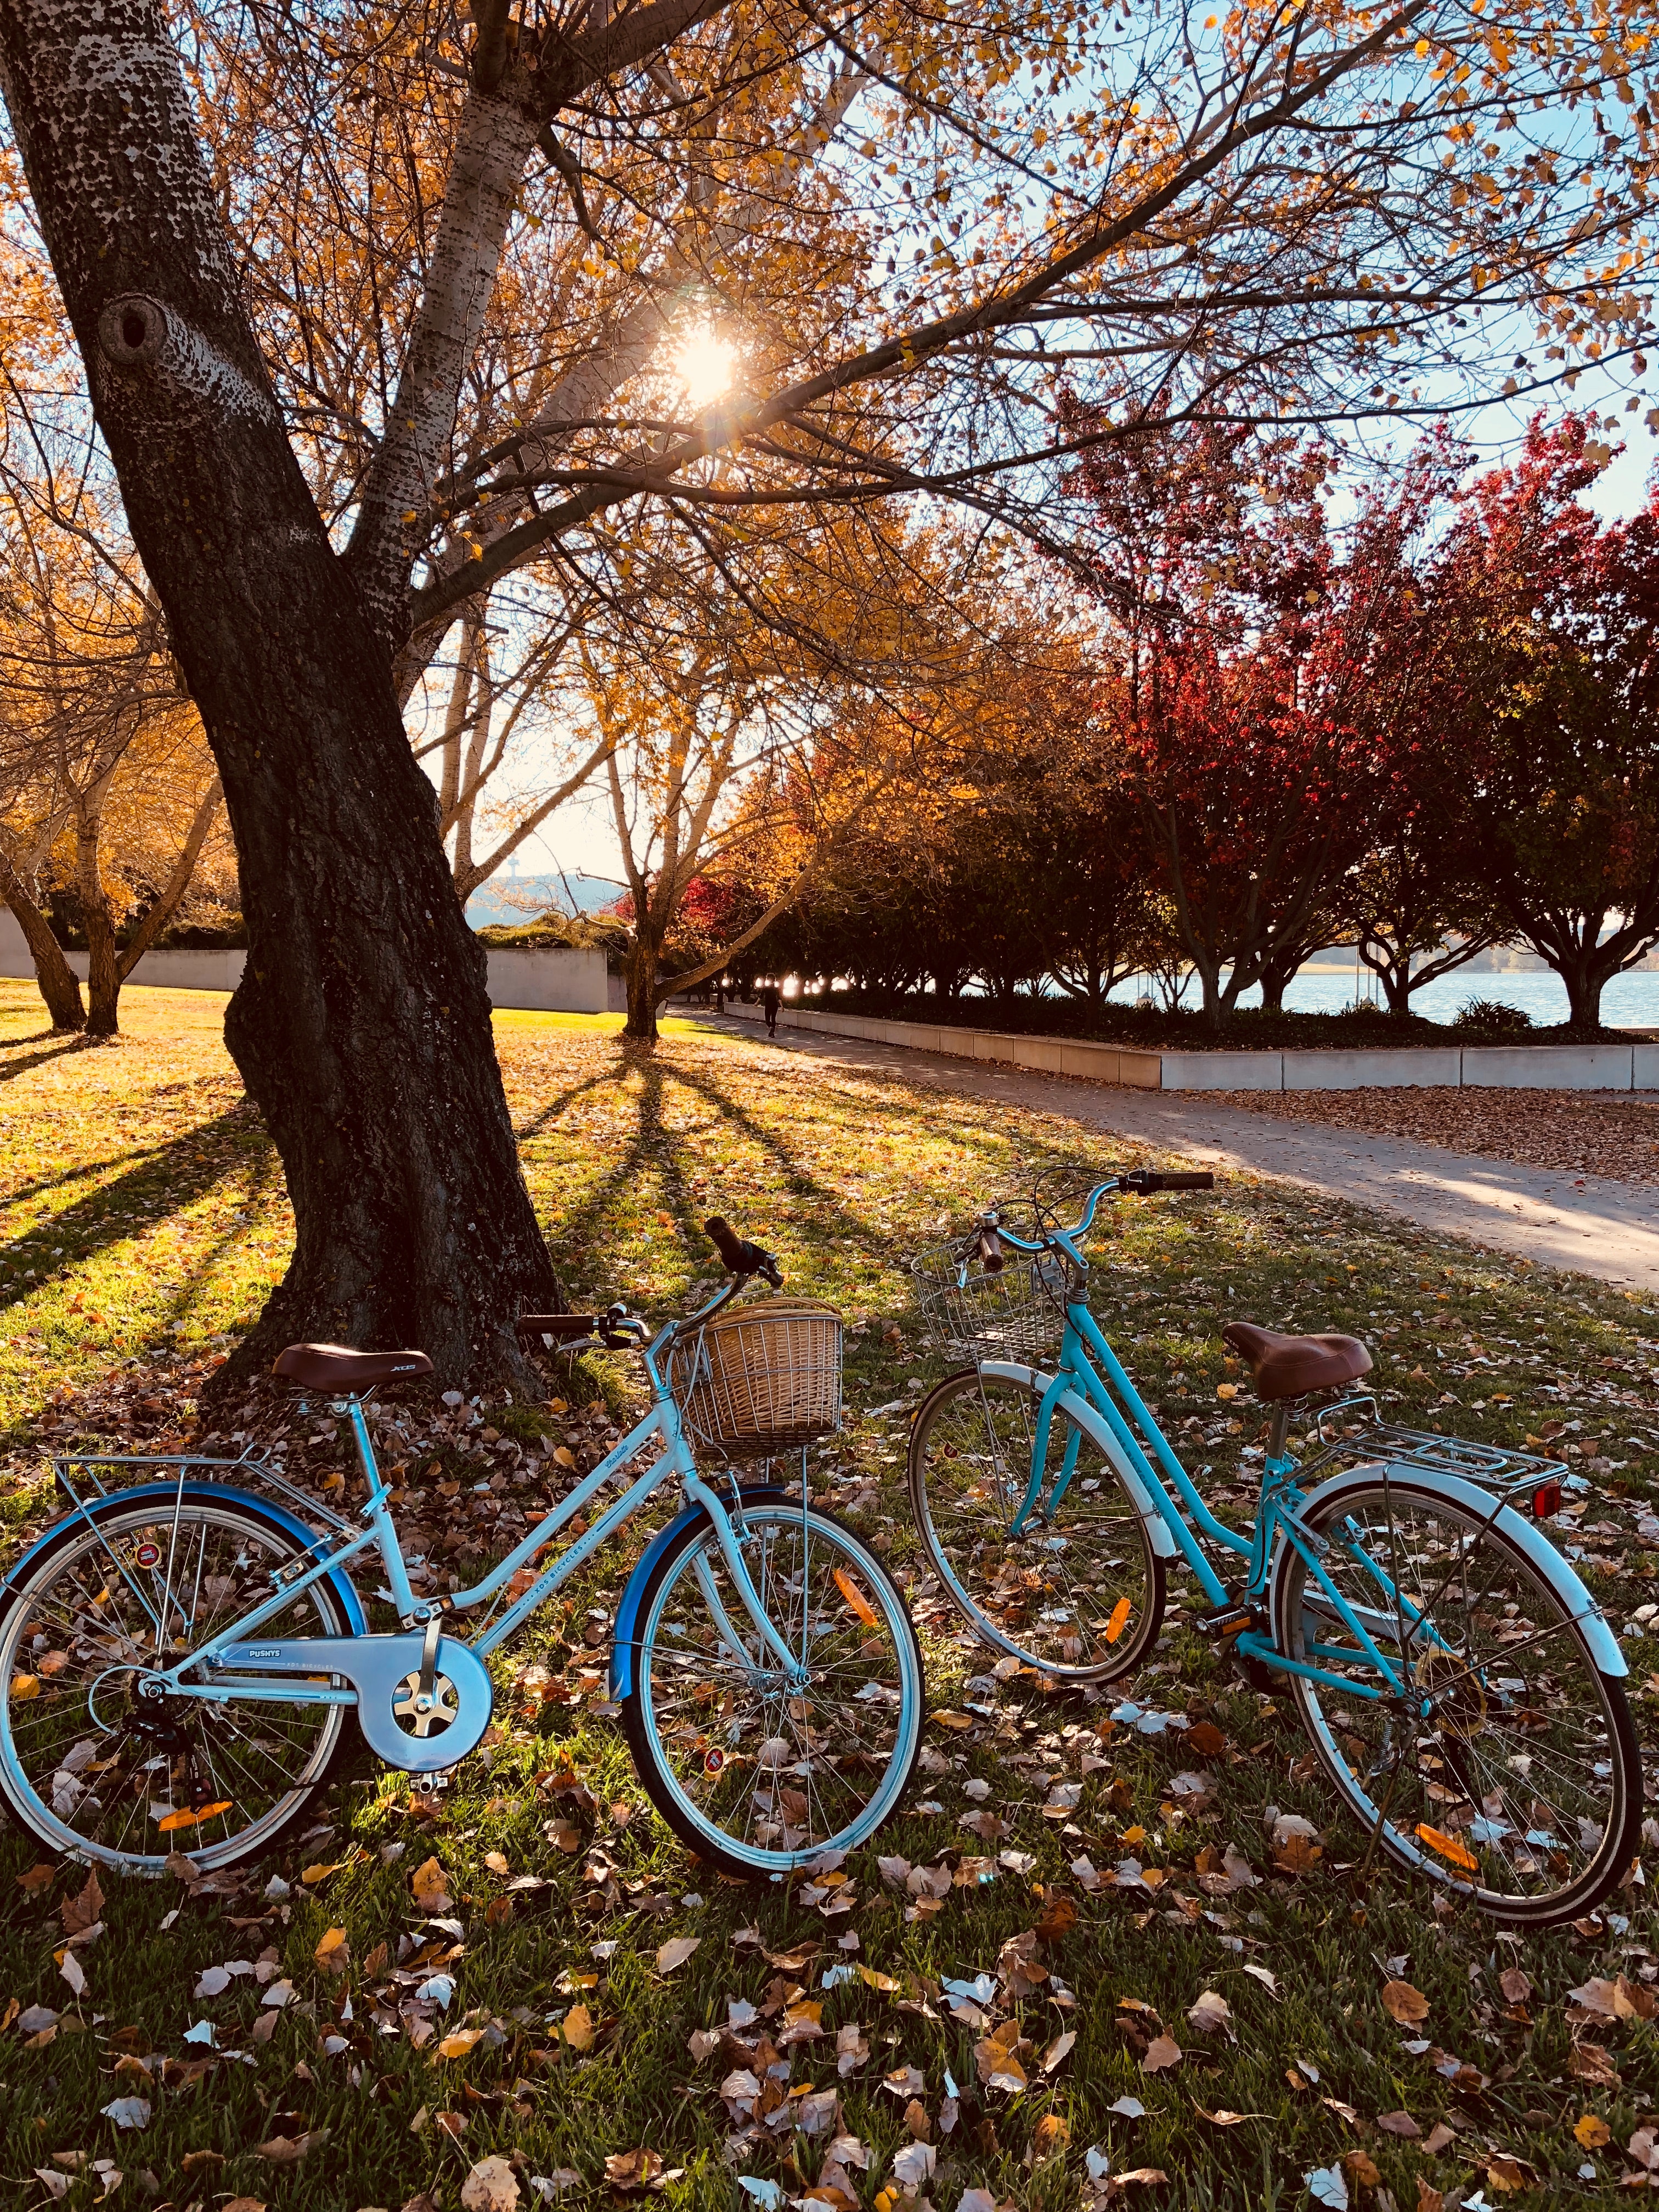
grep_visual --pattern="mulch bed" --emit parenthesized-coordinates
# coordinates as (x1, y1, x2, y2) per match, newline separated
(1209, 1085, 1659, 1186)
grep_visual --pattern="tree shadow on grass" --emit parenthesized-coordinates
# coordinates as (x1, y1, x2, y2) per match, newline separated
(0, 1098, 271, 1313)
(531, 1049, 891, 1299)
(0, 1035, 100, 1088)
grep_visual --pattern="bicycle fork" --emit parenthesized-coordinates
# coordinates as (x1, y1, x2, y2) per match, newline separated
(684, 1474, 812, 1690)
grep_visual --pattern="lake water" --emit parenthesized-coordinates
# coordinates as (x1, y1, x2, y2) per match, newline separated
(1105, 967, 1659, 1030)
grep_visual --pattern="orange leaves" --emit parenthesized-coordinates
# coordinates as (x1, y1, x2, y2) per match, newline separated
(411, 1856, 453, 1915)
(1381, 1980, 1431, 2027)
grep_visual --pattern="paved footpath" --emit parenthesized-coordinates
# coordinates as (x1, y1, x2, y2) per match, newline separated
(716, 1013, 1659, 1291)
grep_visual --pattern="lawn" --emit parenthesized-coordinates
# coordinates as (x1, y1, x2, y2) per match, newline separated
(0, 980, 1656, 2211)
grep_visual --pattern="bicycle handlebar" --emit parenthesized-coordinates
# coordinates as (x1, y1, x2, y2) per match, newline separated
(975, 1167, 1215, 1257)
(704, 1215, 783, 1289)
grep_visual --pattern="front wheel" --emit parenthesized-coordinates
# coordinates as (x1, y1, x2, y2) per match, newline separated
(620, 1502, 923, 1878)
(907, 1368, 1165, 1683)
(0, 1495, 353, 1874)
(1271, 1470, 1642, 1927)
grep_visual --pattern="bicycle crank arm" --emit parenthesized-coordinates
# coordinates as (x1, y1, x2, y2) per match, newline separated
(206, 1632, 494, 1773)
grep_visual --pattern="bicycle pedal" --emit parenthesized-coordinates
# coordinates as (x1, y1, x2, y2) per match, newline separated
(1195, 1599, 1259, 1639)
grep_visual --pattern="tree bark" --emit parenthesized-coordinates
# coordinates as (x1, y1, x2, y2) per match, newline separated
(624, 937, 662, 1043)
(76, 803, 121, 1040)
(0, 848, 84, 1031)
(0, 1, 558, 1383)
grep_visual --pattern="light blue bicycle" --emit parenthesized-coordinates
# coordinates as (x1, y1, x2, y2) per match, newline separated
(908, 1172, 1641, 1927)
(0, 1220, 922, 1878)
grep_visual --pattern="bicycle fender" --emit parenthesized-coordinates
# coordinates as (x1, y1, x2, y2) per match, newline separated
(610, 1486, 788, 1700)
(980, 1363, 1177, 1558)
(0, 1481, 368, 1633)
(1294, 1462, 1626, 1678)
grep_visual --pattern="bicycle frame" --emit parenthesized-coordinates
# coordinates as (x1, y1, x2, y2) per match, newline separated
(124, 1296, 814, 1728)
(983, 1200, 1430, 1704)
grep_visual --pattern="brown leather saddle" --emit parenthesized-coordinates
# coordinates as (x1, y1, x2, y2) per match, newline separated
(1221, 1321, 1372, 1402)
(272, 1344, 434, 1390)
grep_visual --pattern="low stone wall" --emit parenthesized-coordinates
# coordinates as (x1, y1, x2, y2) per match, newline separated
(727, 1000, 1659, 1092)
(0, 909, 609, 1015)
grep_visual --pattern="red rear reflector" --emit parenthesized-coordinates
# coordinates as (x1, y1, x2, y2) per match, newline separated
(1532, 1481, 1562, 1520)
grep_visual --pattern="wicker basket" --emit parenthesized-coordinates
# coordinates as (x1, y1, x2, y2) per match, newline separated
(910, 1240, 1080, 1362)
(669, 1298, 843, 1460)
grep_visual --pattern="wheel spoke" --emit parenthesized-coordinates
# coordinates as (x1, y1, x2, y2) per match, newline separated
(1277, 1479, 1636, 1921)
(909, 1370, 1163, 1680)
(0, 1501, 347, 1872)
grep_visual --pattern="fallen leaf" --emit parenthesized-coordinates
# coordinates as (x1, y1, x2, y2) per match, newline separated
(1498, 1967, 1532, 2006)
(903, 2097, 930, 2142)
(461, 2155, 520, 2212)
(16, 1864, 55, 1893)
(313, 1927, 349, 1976)
(223, 2200, 268, 2212)
(61, 1868, 104, 1936)
(1415, 2184, 1444, 2212)
(1186, 1990, 1233, 2040)
(100, 2099, 151, 2131)
(1036, 1893, 1078, 1944)
(562, 2004, 595, 2052)
(1344, 2151, 1381, 2188)
(1484, 2157, 1531, 2193)
(1042, 2029, 1076, 2074)
(1423, 2123, 1456, 2156)
(411, 1857, 453, 1914)
(1381, 1979, 1430, 2026)
(300, 1859, 338, 1884)
(59, 1950, 86, 1998)
(603, 2150, 682, 2194)
(1032, 2112, 1069, 2158)
(656, 1934, 700, 1974)
(1198, 2108, 1261, 2127)
(891, 2141, 935, 2196)
(1304, 2166, 1348, 2210)
(256, 2130, 329, 2164)
(1575, 2113, 1611, 2151)
(1376, 2112, 1420, 2138)
(1141, 2034, 1182, 2073)
(437, 2028, 487, 2059)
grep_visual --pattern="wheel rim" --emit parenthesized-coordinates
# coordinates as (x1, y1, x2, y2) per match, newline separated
(634, 1508, 921, 1874)
(1278, 1480, 1633, 1916)
(0, 1501, 348, 1872)
(910, 1372, 1159, 1681)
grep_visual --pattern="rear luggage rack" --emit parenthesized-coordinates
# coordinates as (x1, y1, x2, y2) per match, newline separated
(1297, 1395, 1571, 1505)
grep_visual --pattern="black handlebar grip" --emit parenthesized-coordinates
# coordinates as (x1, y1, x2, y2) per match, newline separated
(975, 1226, 1006, 1275)
(704, 1216, 784, 1287)
(705, 1215, 747, 1269)
(1152, 1171, 1215, 1192)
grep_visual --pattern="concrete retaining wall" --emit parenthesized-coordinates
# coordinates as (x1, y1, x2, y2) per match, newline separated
(0, 907, 608, 1015)
(728, 1000, 1659, 1092)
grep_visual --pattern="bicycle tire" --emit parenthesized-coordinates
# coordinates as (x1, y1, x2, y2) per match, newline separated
(620, 1500, 923, 1878)
(0, 1494, 353, 1873)
(1271, 1469, 1642, 1927)
(907, 1368, 1165, 1683)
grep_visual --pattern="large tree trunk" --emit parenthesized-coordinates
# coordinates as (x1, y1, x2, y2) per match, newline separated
(0, 1, 558, 1383)
(625, 939, 662, 1043)
(0, 850, 84, 1031)
(75, 808, 121, 1039)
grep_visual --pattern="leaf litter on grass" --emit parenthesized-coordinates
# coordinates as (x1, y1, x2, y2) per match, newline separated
(1, 1009, 1658, 2203)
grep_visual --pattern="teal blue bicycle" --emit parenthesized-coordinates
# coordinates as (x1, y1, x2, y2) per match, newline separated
(0, 1221, 922, 1880)
(908, 1172, 1640, 1927)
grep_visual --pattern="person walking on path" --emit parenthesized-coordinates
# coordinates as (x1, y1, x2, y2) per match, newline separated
(762, 983, 781, 1036)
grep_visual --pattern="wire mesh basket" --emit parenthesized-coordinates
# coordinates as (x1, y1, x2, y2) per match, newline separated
(910, 1238, 1080, 1363)
(668, 1298, 843, 1460)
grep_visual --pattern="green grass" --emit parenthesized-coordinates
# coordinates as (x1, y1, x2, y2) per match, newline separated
(0, 980, 1655, 2210)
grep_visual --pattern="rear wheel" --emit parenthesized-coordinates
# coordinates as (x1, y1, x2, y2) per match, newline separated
(1271, 1471, 1642, 1926)
(0, 1496, 352, 1873)
(620, 1502, 923, 1878)
(907, 1368, 1165, 1682)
